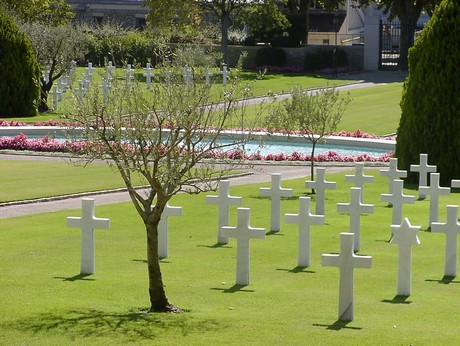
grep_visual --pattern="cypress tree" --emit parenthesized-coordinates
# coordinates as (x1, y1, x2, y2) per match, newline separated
(395, 0, 460, 185)
(0, 11, 40, 117)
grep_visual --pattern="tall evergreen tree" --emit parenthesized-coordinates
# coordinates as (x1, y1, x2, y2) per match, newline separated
(0, 11, 40, 117)
(395, 0, 460, 185)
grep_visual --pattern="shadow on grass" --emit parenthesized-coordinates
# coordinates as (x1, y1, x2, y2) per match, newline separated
(210, 284, 255, 293)
(312, 320, 363, 331)
(1, 308, 221, 342)
(381, 295, 412, 304)
(53, 274, 95, 282)
(425, 276, 460, 284)
(197, 243, 231, 249)
(276, 267, 316, 274)
(266, 230, 284, 236)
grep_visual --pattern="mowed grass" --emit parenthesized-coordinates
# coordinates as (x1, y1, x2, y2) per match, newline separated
(2, 168, 460, 345)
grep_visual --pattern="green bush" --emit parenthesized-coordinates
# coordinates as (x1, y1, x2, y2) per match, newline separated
(0, 11, 40, 117)
(395, 0, 460, 185)
(255, 47, 286, 67)
(304, 48, 348, 72)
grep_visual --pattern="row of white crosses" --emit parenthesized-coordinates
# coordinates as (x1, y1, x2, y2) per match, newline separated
(47, 60, 77, 110)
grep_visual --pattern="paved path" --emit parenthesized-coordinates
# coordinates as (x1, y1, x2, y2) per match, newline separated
(0, 70, 402, 219)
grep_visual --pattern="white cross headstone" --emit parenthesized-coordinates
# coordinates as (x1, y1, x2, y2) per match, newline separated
(125, 64, 135, 82)
(452, 180, 460, 189)
(322, 232, 372, 322)
(106, 61, 116, 81)
(345, 163, 374, 203)
(57, 77, 66, 100)
(337, 187, 374, 252)
(49, 85, 61, 110)
(221, 208, 266, 285)
(419, 173, 450, 226)
(380, 158, 407, 205)
(158, 202, 182, 259)
(204, 68, 213, 85)
(66, 198, 110, 275)
(77, 80, 86, 99)
(70, 60, 77, 76)
(143, 62, 155, 89)
(381, 179, 415, 227)
(206, 180, 242, 244)
(183, 67, 193, 85)
(83, 76, 91, 90)
(259, 173, 293, 232)
(390, 217, 421, 296)
(305, 168, 336, 216)
(85, 62, 96, 82)
(99, 78, 111, 103)
(285, 197, 324, 267)
(410, 153, 437, 200)
(432, 205, 460, 277)
(219, 65, 230, 86)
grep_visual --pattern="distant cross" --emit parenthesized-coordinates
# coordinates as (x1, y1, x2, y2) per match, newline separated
(77, 80, 86, 99)
(432, 205, 460, 277)
(49, 85, 61, 110)
(322, 232, 372, 322)
(221, 208, 266, 285)
(204, 68, 213, 85)
(381, 179, 415, 227)
(158, 203, 182, 259)
(70, 60, 77, 75)
(143, 62, 155, 89)
(99, 78, 111, 103)
(67, 198, 110, 275)
(380, 158, 407, 205)
(219, 65, 230, 86)
(345, 162, 374, 203)
(183, 67, 193, 84)
(206, 180, 242, 244)
(285, 197, 324, 267)
(125, 64, 135, 82)
(305, 168, 337, 216)
(259, 173, 293, 232)
(452, 180, 460, 189)
(106, 61, 116, 81)
(57, 77, 67, 100)
(410, 153, 437, 200)
(83, 77, 91, 90)
(390, 218, 421, 296)
(85, 62, 96, 82)
(337, 187, 374, 252)
(419, 173, 450, 226)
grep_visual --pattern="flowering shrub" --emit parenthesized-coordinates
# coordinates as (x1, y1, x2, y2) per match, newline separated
(0, 133, 392, 162)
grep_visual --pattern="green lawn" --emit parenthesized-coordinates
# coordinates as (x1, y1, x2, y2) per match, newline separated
(1, 168, 460, 345)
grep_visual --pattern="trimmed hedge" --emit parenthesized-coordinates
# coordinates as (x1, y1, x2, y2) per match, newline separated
(0, 12, 40, 117)
(255, 47, 287, 67)
(304, 48, 348, 72)
(395, 0, 460, 185)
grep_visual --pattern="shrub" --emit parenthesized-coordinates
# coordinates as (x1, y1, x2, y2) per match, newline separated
(255, 47, 286, 67)
(304, 48, 348, 72)
(395, 0, 460, 185)
(0, 12, 40, 117)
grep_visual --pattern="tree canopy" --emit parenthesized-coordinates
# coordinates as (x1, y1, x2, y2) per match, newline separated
(2, 0, 74, 25)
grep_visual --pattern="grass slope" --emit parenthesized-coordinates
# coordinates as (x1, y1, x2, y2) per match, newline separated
(1, 169, 459, 345)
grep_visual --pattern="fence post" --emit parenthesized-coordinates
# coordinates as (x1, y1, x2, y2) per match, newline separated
(364, 16, 380, 71)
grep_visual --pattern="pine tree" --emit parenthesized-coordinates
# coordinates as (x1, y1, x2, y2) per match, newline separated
(0, 11, 40, 117)
(395, 0, 460, 185)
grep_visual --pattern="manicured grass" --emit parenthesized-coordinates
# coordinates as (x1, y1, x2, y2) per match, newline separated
(1, 168, 459, 345)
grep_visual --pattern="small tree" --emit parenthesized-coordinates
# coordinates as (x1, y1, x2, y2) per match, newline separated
(0, 11, 40, 117)
(265, 86, 350, 191)
(395, 0, 460, 185)
(66, 52, 257, 312)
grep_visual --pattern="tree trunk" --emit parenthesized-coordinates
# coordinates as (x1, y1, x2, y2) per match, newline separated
(221, 13, 231, 65)
(398, 18, 417, 71)
(310, 141, 316, 194)
(38, 79, 52, 113)
(146, 220, 171, 312)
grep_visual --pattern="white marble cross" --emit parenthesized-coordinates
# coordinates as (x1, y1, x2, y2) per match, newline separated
(206, 180, 242, 244)
(432, 205, 460, 277)
(345, 163, 374, 203)
(390, 218, 421, 296)
(204, 68, 213, 85)
(285, 197, 324, 267)
(56, 77, 66, 101)
(67, 198, 110, 275)
(99, 78, 111, 103)
(49, 85, 61, 110)
(219, 65, 230, 86)
(259, 173, 293, 232)
(125, 64, 135, 82)
(337, 187, 374, 252)
(183, 67, 193, 84)
(305, 168, 336, 216)
(452, 180, 460, 189)
(221, 208, 266, 285)
(381, 179, 415, 227)
(143, 62, 155, 89)
(410, 153, 437, 200)
(85, 62, 96, 82)
(322, 232, 372, 322)
(77, 80, 86, 99)
(158, 202, 182, 259)
(380, 158, 407, 205)
(419, 173, 450, 226)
